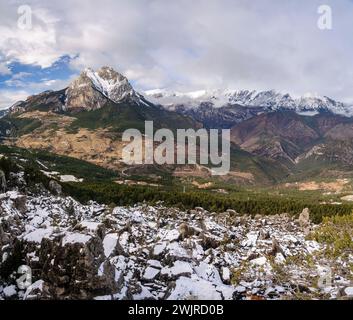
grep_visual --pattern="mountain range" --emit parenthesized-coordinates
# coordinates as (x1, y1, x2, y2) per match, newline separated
(2, 66, 353, 185)
(146, 88, 352, 114)
(145, 88, 353, 128)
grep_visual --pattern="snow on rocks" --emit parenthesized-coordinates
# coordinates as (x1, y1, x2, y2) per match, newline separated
(23, 227, 55, 244)
(344, 287, 353, 297)
(194, 262, 223, 284)
(143, 267, 161, 281)
(3, 285, 17, 298)
(23, 280, 44, 300)
(61, 232, 92, 246)
(161, 261, 193, 279)
(145, 88, 353, 117)
(165, 276, 234, 300)
(103, 233, 119, 258)
(222, 267, 231, 284)
(1, 190, 353, 300)
(250, 256, 268, 267)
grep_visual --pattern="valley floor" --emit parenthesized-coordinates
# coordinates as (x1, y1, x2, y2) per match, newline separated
(1, 190, 353, 300)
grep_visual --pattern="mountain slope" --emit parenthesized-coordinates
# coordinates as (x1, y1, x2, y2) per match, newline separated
(169, 103, 264, 129)
(230, 110, 353, 175)
(0, 67, 288, 185)
(0, 109, 8, 118)
(0, 67, 203, 175)
(3, 67, 198, 132)
(9, 67, 153, 115)
(231, 111, 319, 162)
(4, 67, 353, 185)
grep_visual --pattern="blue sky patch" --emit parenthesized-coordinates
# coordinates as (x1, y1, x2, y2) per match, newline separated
(0, 55, 77, 92)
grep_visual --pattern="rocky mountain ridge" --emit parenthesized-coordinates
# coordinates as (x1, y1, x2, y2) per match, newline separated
(6, 66, 353, 121)
(145, 89, 353, 130)
(146, 88, 352, 116)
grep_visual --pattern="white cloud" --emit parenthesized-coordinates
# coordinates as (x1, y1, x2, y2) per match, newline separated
(0, 62, 11, 75)
(0, 75, 76, 109)
(4, 71, 31, 86)
(0, 90, 29, 109)
(0, 3, 64, 68)
(1, 0, 353, 101)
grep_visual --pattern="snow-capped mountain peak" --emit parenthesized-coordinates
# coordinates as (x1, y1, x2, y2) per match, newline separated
(7, 66, 151, 115)
(83, 66, 137, 103)
(62, 66, 150, 112)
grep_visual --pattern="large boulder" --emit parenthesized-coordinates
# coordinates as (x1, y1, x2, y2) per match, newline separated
(0, 224, 11, 247)
(12, 195, 27, 214)
(298, 208, 311, 228)
(36, 233, 117, 299)
(0, 170, 6, 193)
(48, 180, 62, 196)
(178, 223, 198, 240)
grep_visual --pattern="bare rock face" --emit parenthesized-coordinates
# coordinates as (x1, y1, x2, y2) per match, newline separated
(8, 66, 142, 115)
(178, 223, 197, 240)
(96, 66, 136, 103)
(0, 225, 10, 247)
(298, 208, 311, 228)
(268, 237, 286, 258)
(12, 195, 27, 214)
(9, 90, 66, 114)
(37, 235, 117, 299)
(23, 280, 47, 300)
(0, 170, 6, 193)
(0, 190, 121, 300)
(48, 180, 62, 196)
(65, 67, 138, 112)
(65, 71, 109, 112)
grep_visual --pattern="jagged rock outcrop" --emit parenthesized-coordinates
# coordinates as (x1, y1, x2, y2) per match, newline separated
(297, 208, 312, 235)
(9, 90, 67, 114)
(0, 170, 6, 193)
(37, 235, 117, 299)
(96, 66, 137, 103)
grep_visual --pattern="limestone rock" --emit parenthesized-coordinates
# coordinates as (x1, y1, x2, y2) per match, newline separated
(37, 235, 117, 299)
(12, 195, 27, 214)
(48, 180, 62, 196)
(298, 208, 311, 234)
(0, 170, 6, 193)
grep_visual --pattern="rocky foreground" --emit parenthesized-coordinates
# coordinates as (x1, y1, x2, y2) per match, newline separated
(0, 190, 353, 300)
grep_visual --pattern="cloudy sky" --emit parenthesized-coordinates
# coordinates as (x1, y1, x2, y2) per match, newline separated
(1, 0, 353, 109)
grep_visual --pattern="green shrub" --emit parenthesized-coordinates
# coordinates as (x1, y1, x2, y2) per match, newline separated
(309, 212, 353, 256)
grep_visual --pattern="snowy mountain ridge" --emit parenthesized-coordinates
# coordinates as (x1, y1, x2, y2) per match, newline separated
(145, 88, 353, 117)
